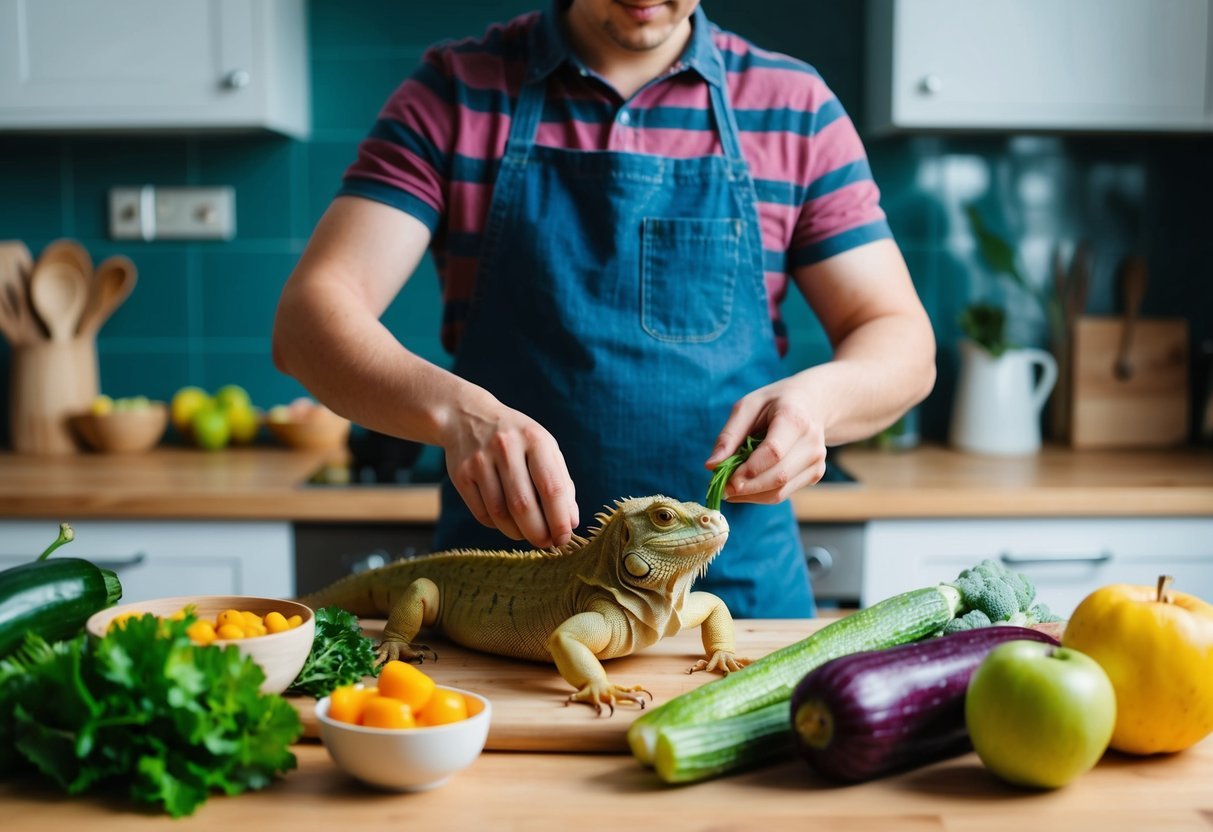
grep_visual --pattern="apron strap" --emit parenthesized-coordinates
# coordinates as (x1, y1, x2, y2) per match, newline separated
(707, 60, 746, 166)
(505, 79, 547, 163)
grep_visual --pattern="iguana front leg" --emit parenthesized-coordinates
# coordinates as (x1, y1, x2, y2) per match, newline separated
(377, 578, 441, 664)
(547, 604, 650, 716)
(681, 590, 752, 674)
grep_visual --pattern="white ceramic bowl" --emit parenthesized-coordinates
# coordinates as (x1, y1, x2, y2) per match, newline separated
(86, 595, 315, 694)
(316, 688, 492, 791)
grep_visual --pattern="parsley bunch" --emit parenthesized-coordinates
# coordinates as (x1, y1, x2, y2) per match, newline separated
(0, 615, 300, 817)
(286, 606, 378, 699)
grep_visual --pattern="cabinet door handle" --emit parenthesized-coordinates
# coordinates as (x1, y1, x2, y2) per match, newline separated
(804, 545, 835, 577)
(89, 553, 147, 571)
(999, 551, 1112, 566)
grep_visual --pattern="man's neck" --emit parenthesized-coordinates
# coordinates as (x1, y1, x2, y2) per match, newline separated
(562, 7, 694, 99)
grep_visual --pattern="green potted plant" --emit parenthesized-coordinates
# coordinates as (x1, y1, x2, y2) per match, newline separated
(949, 206, 1058, 456)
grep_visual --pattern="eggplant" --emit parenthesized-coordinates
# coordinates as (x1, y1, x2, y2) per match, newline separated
(789, 626, 1058, 782)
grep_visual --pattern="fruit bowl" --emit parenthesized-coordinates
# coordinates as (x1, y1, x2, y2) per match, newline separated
(86, 595, 315, 694)
(316, 688, 491, 791)
(71, 402, 168, 453)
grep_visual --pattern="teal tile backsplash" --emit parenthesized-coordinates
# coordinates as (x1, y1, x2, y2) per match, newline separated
(1, 0, 1211, 448)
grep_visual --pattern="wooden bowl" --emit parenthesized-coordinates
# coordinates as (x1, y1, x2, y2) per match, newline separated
(266, 415, 351, 451)
(71, 402, 168, 453)
(86, 595, 316, 694)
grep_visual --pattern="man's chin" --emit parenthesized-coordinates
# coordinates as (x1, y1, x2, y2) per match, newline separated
(603, 21, 676, 52)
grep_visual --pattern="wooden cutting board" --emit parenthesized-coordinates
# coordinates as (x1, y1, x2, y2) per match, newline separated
(288, 618, 829, 752)
(1070, 316, 1189, 448)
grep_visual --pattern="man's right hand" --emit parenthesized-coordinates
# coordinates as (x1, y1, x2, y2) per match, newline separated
(442, 396, 579, 550)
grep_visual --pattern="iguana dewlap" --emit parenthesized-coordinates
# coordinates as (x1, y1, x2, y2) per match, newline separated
(300, 495, 750, 714)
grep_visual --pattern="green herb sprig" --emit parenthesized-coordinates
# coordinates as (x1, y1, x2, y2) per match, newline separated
(705, 435, 761, 510)
(285, 606, 378, 699)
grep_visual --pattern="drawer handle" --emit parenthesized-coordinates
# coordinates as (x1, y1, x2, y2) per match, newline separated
(89, 553, 147, 571)
(999, 551, 1112, 567)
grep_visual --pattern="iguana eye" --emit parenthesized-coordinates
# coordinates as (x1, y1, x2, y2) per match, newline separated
(650, 507, 677, 527)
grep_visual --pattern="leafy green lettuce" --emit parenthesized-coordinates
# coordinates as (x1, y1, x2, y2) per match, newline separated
(286, 606, 378, 699)
(0, 615, 300, 817)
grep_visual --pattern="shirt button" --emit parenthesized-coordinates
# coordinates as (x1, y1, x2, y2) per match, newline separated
(618, 109, 631, 125)
(578, 67, 590, 77)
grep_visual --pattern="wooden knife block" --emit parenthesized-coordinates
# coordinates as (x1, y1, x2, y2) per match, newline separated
(1068, 316, 1189, 448)
(9, 337, 99, 454)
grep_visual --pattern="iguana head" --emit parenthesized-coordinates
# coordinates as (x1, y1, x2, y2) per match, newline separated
(577, 495, 729, 629)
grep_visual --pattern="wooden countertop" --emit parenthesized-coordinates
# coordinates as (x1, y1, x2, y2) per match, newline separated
(0, 444, 1210, 522)
(5, 730, 1211, 830)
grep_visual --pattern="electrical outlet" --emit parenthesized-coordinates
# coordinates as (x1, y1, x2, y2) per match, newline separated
(109, 186, 236, 241)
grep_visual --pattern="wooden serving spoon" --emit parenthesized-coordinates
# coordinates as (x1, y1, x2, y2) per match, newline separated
(30, 260, 88, 342)
(77, 255, 138, 338)
(0, 241, 36, 346)
(37, 238, 93, 284)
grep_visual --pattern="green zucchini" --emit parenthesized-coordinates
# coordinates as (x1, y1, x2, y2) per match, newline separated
(0, 525, 122, 656)
(627, 585, 962, 766)
(654, 701, 793, 784)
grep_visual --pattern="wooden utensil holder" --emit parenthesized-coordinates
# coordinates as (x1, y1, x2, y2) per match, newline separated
(9, 337, 99, 454)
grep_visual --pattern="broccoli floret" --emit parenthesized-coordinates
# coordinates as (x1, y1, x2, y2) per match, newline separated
(943, 609, 993, 634)
(1029, 601, 1063, 623)
(944, 559, 1053, 629)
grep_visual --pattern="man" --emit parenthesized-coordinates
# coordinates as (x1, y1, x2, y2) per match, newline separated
(273, 0, 935, 618)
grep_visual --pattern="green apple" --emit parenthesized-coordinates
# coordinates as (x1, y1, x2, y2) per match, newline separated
(213, 384, 252, 413)
(966, 640, 1116, 789)
(191, 405, 231, 451)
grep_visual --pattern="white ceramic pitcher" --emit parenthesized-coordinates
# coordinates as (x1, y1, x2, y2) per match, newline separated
(949, 340, 1058, 456)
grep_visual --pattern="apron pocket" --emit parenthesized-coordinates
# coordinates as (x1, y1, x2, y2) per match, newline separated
(641, 217, 741, 343)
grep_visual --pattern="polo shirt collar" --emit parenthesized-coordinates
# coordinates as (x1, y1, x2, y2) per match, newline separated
(528, 2, 723, 87)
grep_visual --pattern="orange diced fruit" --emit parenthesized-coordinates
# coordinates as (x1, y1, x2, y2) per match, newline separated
(416, 687, 469, 726)
(328, 685, 369, 725)
(241, 610, 263, 627)
(217, 609, 244, 628)
(286, 614, 303, 629)
(463, 694, 485, 718)
(186, 620, 217, 645)
(361, 696, 416, 729)
(264, 611, 289, 633)
(216, 623, 245, 640)
(377, 660, 436, 712)
(107, 611, 142, 631)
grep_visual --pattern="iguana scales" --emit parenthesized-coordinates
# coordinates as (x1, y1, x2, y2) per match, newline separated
(300, 495, 751, 714)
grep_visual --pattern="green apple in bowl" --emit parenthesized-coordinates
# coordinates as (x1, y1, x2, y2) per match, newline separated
(965, 640, 1116, 789)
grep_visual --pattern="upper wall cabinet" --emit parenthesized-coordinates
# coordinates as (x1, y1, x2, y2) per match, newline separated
(866, 0, 1213, 133)
(0, 0, 309, 138)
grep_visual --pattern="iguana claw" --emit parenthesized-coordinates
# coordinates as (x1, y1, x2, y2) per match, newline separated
(376, 639, 438, 666)
(565, 683, 652, 717)
(688, 650, 751, 675)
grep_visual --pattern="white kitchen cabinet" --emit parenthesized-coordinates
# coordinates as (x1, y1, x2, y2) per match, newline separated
(0, 0, 309, 137)
(0, 520, 294, 603)
(863, 517, 1213, 616)
(866, 0, 1213, 133)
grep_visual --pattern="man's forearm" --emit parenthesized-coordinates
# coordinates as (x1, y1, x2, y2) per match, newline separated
(272, 277, 486, 447)
(795, 310, 936, 447)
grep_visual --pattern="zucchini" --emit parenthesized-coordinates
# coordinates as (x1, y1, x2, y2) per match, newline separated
(790, 626, 1058, 782)
(628, 584, 963, 766)
(0, 525, 122, 656)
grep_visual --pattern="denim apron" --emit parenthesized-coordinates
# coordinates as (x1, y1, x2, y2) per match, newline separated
(433, 51, 815, 618)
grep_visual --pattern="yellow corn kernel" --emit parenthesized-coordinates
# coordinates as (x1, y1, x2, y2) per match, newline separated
(244, 622, 267, 638)
(286, 614, 303, 629)
(216, 623, 245, 640)
(186, 620, 217, 645)
(216, 609, 245, 629)
(264, 611, 289, 633)
(241, 610, 263, 627)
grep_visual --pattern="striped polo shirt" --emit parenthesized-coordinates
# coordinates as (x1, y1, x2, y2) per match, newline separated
(340, 4, 892, 356)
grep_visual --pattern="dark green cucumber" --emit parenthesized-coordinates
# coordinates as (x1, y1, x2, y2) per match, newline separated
(0, 557, 122, 655)
(628, 585, 963, 765)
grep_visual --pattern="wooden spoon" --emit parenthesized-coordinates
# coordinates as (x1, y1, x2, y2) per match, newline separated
(77, 255, 138, 338)
(1114, 255, 1148, 381)
(37, 238, 93, 283)
(30, 260, 88, 342)
(0, 241, 37, 346)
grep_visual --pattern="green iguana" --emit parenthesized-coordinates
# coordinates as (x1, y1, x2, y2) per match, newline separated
(299, 495, 751, 715)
